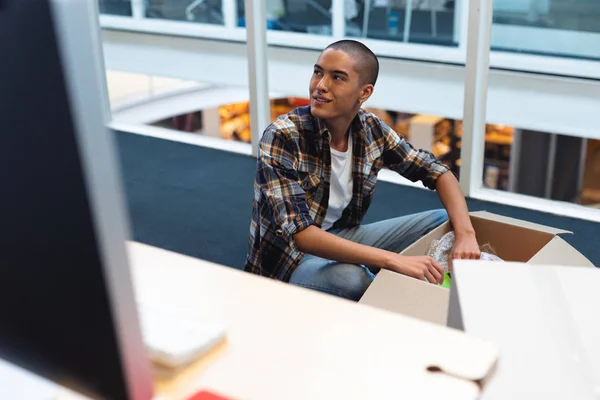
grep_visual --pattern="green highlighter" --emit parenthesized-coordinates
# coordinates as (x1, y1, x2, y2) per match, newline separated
(440, 272, 452, 289)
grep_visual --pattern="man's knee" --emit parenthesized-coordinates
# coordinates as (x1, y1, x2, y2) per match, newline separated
(320, 263, 373, 301)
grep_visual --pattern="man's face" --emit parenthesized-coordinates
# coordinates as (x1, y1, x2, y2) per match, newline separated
(309, 49, 366, 124)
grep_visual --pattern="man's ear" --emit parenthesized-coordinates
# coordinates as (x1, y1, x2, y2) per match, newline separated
(359, 84, 374, 104)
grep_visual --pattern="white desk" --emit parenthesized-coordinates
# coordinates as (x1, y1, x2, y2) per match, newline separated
(1, 243, 499, 400)
(130, 242, 498, 400)
(453, 261, 600, 400)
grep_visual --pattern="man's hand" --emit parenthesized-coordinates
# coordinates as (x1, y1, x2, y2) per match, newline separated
(449, 232, 480, 271)
(435, 171, 480, 271)
(295, 227, 443, 285)
(384, 254, 444, 285)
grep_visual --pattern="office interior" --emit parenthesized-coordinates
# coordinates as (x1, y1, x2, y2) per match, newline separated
(2, 0, 600, 399)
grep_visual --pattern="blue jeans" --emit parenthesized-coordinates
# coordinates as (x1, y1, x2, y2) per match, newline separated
(289, 209, 448, 301)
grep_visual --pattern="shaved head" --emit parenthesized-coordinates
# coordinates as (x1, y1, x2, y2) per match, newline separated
(324, 40, 379, 86)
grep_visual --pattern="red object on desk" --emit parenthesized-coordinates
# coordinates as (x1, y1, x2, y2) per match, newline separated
(187, 390, 236, 400)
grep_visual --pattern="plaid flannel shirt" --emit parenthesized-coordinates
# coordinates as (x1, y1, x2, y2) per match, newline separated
(244, 106, 449, 281)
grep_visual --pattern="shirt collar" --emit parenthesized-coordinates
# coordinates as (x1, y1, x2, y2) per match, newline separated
(309, 107, 367, 139)
(313, 114, 329, 137)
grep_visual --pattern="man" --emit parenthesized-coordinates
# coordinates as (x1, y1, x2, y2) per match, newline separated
(244, 39, 480, 301)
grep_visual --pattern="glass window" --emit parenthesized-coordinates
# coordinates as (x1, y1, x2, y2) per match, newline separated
(146, 0, 225, 25)
(358, 110, 462, 179)
(98, 0, 133, 16)
(476, 124, 600, 209)
(405, 118, 508, 185)
(237, 0, 332, 35)
(472, 110, 599, 208)
(581, 139, 600, 207)
(467, 2, 600, 209)
(492, 0, 600, 59)
(480, 124, 514, 192)
(347, 0, 458, 47)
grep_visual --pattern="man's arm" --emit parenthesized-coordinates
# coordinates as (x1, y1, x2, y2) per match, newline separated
(373, 116, 480, 267)
(435, 171, 481, 265)
(294, 226, 445, 285)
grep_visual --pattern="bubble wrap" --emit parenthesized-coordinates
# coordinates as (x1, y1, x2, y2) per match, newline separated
(426, 231, 504, 274)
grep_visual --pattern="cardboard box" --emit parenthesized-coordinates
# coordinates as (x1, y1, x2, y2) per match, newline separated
(359, 211, 595, 326)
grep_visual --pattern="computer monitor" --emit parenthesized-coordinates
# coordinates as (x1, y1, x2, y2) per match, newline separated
(0, 0, 153, 399)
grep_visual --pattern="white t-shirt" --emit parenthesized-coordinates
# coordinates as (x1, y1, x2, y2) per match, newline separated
(322, 132, 353, 231)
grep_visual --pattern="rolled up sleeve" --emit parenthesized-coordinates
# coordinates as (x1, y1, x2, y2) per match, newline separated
(258, 129, 315, 240)
(379, 121, 449, 190)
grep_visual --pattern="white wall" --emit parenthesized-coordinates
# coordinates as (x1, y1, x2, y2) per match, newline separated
(106, 70, 154, 105)
(106, 70, 205, 109)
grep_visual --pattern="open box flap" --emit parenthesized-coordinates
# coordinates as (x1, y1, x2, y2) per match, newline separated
(469, 211, 572, 235)
(360, 270, 499, 392)
(450, 261, 600, 399)
(418, 341, 499, 396)
(528, 236, 595, 267)
(360, 269, 450, 326)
